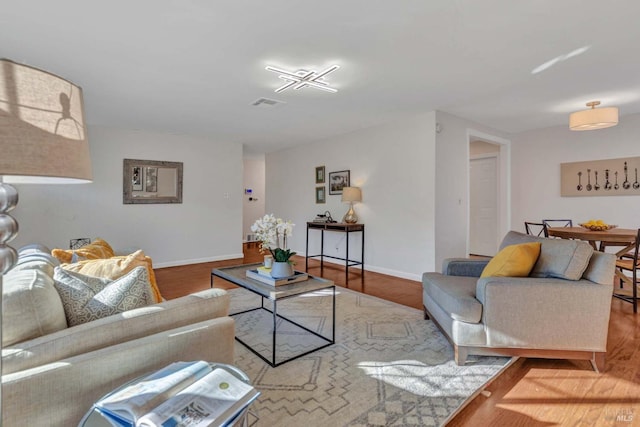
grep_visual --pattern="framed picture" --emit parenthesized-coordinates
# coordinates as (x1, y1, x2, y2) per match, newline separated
(145, 167, 158, 192)
(315, 166, 325, 184)
(329, 170, 350, 195)
(132, 166, 143, 191)
(315, 186, 326, 204)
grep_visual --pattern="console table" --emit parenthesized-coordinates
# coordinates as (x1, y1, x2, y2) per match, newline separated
(305, 222, 364, 287)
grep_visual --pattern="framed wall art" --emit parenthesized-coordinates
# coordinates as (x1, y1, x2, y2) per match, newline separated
(329, 170, 350, 195)
(123, 159, 183, 204)
(315, 186, 326, 204)
(560, 156, 640, 197)
(315, 166, 325, 184)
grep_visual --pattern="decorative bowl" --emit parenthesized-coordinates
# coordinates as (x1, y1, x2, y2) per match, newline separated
(579, 223, 618, 231)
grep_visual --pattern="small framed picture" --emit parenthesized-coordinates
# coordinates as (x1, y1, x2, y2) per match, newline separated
(315, 186, 326, 204)
(132, 166, 143, 191)
(329, 170, 350, 195)
(145, 167, 158, 192)
(315, 166, 325, 183)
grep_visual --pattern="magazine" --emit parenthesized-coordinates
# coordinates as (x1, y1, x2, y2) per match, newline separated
(94, 361, 259, 427)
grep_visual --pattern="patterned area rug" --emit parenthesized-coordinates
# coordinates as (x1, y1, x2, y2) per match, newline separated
(228, 287, 511, 427)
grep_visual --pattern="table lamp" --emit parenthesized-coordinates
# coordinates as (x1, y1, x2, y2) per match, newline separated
(0, 58, 92, 406)
(341, 187, 362, 224)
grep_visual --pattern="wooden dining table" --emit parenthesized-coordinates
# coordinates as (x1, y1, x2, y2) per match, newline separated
(547, 226, 637, 255)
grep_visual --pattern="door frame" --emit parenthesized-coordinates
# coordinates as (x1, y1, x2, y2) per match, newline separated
(466, 129, 511, 257)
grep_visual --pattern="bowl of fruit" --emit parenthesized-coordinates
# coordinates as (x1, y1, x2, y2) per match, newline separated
(579, 220, 617, 231)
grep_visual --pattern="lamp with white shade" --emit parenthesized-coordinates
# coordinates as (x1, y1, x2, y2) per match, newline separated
(0, 58, 92, 406)
(341, 187, 362, 224)
(569, 101, 619, 131)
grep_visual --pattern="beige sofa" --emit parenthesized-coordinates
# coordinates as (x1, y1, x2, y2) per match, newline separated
(2, 245, 235, 426)
(423, 231, 616, 372)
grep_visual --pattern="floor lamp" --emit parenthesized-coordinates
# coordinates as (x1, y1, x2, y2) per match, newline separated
(0, 58, 92, 420)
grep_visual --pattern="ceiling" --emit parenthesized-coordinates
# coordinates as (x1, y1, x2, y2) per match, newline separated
(3, 1, 640, 154)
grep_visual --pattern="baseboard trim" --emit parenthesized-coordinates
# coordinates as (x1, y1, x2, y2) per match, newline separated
(295, 250, 421, 282)
(154, 253, 244, 269)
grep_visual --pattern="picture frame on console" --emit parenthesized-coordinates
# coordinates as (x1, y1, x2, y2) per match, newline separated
(329, 170, 350, 195)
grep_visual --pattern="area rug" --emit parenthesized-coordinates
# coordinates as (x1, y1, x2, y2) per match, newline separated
(228, 287, 512, 427)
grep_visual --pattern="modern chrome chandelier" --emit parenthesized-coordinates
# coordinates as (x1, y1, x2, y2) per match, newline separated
(265, 65, 340, 93)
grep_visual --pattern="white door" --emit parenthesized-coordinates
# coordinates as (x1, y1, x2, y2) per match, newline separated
(469, 155, 498, 256)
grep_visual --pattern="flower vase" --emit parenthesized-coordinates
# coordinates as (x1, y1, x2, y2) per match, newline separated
(271, 261, 294, 278)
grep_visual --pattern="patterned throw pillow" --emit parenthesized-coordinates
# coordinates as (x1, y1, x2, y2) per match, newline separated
(61, 250, 163, 303)
(53, 266, 155, 326)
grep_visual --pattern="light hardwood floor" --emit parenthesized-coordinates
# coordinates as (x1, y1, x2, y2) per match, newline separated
(154, 244, 640, 426)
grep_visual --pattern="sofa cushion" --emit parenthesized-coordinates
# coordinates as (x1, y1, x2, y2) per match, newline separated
(11, 246, 60, 277)
(3, 268, 68, 346)
(499, 231, 593, 280)
(53, 266, 155, 326)
(582, 251, 616, 285)
(481, 242, 541, 278)
(422, 273, 482, 323)
(61, 250, 162, 302)
(51, 238, 115, 264)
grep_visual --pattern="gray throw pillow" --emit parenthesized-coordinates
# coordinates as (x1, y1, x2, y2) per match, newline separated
(499, 231, 593, 280)
(53, 266, 155, 326)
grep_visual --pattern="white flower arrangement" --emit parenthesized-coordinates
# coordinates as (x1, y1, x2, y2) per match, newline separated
(250, 214, 296, 262)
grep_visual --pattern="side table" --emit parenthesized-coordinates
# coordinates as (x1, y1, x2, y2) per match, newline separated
(305, 222, 364, 287)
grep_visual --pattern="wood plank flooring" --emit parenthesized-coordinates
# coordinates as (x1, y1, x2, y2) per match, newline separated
(154, 244, 640, 426)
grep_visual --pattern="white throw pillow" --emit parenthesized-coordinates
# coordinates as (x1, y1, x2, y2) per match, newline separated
(3, 269, 68, 346)
(53, 266, 155, 326)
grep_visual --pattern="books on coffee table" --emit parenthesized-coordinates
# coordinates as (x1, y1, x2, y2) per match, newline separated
(245, 269, 309, 286)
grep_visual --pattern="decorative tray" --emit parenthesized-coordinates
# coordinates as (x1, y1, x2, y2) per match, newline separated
(579, 223, 618, 231)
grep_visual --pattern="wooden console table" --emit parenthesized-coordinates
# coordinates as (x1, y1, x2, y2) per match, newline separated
(305, 222, 365, 287)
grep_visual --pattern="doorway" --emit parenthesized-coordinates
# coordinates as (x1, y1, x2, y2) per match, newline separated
(467, 133, 510, 257)
(469, 151, 498, 256)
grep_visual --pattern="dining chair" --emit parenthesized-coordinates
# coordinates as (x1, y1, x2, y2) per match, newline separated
(542, 219, 573, 228)
(614, 228, 640, 313)
(524, 221, 548, 237)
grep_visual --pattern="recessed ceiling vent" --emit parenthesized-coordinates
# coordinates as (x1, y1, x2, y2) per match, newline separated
(251, 97, 285, 108)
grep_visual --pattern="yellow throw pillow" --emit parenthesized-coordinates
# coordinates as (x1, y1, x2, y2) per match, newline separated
(51, 238, 115, 264)
(61, 250, 162, 303)
(480, 242, 541, 278)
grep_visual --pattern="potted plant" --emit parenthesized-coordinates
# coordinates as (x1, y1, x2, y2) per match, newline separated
(251, 214, 296, 278)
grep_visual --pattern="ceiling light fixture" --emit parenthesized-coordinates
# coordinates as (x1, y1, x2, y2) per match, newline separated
(265, 65, 339, 93)
(569, 101, 619, 131)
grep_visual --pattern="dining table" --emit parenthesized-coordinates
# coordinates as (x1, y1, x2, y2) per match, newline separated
(547, 226, 637, 256)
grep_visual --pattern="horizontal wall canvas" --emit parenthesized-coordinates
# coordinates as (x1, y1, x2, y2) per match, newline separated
(561, 156, 640, 197)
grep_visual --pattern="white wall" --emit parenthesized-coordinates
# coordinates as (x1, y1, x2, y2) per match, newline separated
(242, 156, 266, 239)
(265, 113, 437, 280)
(511, 112, 640, 230)
(11, 126, 244, 267)
(434, 112, 511, 268)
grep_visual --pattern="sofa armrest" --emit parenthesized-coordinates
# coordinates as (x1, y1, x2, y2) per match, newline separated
(442, 257, 491, 277)
(3, 288, 230, 375)
(476, 277, 613, 351)
(2, 317, 235, 426)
